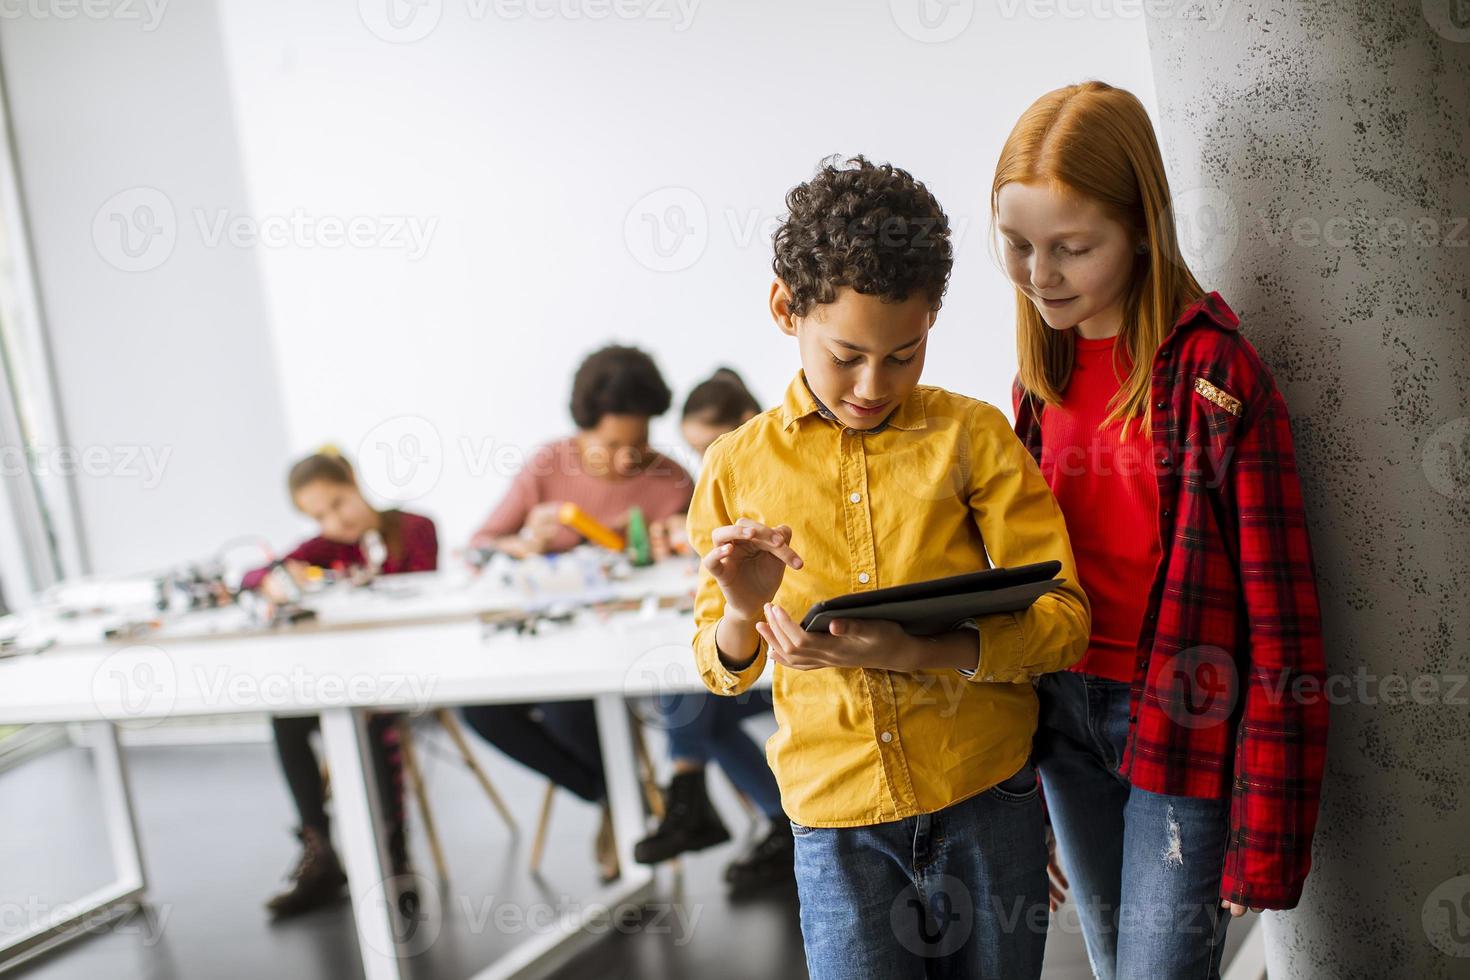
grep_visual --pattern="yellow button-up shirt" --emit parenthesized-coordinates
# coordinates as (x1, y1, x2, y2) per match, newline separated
(688, 371, 1090, 828)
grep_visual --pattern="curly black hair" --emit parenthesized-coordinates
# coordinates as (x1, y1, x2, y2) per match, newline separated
(569, 345, 673, 430)
(772, 155, 953, 317)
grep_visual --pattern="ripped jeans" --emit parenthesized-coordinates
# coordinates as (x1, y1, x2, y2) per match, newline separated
(1033, 670, 1232, 980)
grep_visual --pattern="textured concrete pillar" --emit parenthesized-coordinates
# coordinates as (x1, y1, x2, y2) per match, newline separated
(1142, 2, 1469, 977)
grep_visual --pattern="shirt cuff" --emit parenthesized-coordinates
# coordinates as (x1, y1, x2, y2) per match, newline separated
(972, 612, 1026, 682)
(694, 617, 768, 696)
(952, 618, 981, 678)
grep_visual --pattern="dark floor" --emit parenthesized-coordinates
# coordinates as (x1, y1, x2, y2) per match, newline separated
(0, 723, 1251, 979)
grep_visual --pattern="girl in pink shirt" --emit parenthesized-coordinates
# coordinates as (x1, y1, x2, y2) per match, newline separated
(461, 346, 692, 881)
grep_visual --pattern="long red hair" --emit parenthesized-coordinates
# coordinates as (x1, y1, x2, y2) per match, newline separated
(992, 80, 1204, 435)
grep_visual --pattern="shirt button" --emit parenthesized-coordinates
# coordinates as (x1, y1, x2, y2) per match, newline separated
(849, 492, 861, 503)
(1155, 400, 1166, 410)
(1161, 507, 1171, 517)
(858, 572, 870, 584)
(880, 731, 893, 743)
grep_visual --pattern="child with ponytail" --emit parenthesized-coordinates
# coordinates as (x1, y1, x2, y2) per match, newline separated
(241, 449, 438, 919)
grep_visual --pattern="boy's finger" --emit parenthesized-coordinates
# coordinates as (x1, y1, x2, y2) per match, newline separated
(756, 620, 787, 660)
(766, 603, 815, 654)
(713, 522, 804, 569)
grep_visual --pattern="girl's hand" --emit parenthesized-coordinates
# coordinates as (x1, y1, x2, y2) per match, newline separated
(1221, 901, 1263, 917)
(523, 502, 564, 549)
(757, 603, 917, 672)
(703, 519, 803, 621)
(1046, 832, 1069, 911)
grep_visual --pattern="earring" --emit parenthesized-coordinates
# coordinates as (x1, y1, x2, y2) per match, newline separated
(1136, 242, 1150, 254)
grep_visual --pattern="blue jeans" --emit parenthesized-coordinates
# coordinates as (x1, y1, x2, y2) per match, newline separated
(1034, 670, 1232, 980)
(792, 762, 1049, 980)
(653, 689, 783, 819)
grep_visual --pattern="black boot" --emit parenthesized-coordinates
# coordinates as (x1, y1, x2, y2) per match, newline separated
(265, 826, 348, 919)
(724, 820, 795, 894)
(387, 824, 419, 918)
(632, 770, 730, 865)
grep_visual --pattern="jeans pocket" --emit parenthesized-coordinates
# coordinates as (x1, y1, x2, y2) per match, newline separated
(789, 819, 816, 837)
(987, 760, 1041, 803)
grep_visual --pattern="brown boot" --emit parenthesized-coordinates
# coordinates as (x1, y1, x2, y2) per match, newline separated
(265, 826, 348, 919)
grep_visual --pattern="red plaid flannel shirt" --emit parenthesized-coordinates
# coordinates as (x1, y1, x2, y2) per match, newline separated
(1013, 292, 1328, 910)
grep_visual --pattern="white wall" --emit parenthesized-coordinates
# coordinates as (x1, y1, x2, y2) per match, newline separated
(215, 0, 1159, 552)
(3, 0, 1159, 573)
(0, 0, 299, 577)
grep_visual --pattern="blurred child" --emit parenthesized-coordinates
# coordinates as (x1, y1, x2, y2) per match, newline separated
(241, 449, 438, 919)
(633, 368, 792, 893)
(461, 345, 692, 881)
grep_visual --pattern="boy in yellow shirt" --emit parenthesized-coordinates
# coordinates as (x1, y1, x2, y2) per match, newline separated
(688, 156, 1090, 978)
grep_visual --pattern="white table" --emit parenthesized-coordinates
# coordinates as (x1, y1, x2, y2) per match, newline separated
(0, 564, 734, 980)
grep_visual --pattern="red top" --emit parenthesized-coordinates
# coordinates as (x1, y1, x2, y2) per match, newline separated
(1014, 293, 1327, 910)
(469, 437, 694, 554)
(241, 510, 438, 590)
(1038, 333, 1161, 682)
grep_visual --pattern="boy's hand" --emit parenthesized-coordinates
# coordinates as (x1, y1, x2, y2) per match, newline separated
(757, 602, 920, 672)
(703, 519, 803, 621)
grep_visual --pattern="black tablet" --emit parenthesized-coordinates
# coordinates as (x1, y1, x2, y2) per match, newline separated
(799, 560, 1064, 636)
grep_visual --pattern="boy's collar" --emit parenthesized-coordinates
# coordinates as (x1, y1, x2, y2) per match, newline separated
(780, 371, 927, 435)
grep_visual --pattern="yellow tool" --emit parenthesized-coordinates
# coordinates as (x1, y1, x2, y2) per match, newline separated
(558, 502, 625, 551)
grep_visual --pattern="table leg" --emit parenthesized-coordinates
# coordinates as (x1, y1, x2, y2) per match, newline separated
(319, 708, 404, 980)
